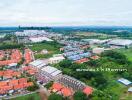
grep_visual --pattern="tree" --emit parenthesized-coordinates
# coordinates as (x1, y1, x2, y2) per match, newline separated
(59, 60, 72, 68)
(101, 50, 129, 64)
(91, 72, 108, 89)
(27, 83, 39, 91)
(91, 90, 111, 100)
(86, 60, 100, 67)
(48, 93, 64, 100)
(73, 91, 88, 100)
(45, 81, 53, 89)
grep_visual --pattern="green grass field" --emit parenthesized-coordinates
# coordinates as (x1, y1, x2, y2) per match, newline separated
(29, 43, 60, 52)
(106, 80, 131, 100)
(11, 93, 41, 100)
(29, 42, 61, 59)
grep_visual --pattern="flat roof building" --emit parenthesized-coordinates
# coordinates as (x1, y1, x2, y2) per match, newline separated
(108, 39, 132, 47)
(48, 56, 65, 64)
(118, 78, 132, 86)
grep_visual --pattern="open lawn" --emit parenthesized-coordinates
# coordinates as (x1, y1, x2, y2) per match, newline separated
(106, 80, 132, 100)
(10, 93, 41, 100)
(34, 53, 53, 59)
(29, 42, 62, 59)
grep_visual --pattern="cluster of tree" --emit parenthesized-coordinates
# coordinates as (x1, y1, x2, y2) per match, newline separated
(45, 81, 53, 89)
(101, 50, 129, 64)
(48, 93, 64, 100)
(90, 90, 112, 100)
(73, 91, 89, 100)
(4, 34, 15, 40)
(48, 91, 89, 100)
(41, 41, 63, 48)
(0, 43, 24, 50)
(58, 60, 108, 89)
(19, 26, 51, 30)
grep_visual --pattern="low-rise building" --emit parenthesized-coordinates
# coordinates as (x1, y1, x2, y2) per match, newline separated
(118, 78, 132, 86)
(92, 48, 104, 54)
(108, 39, 132, 47)
(48, 55, 65, 64)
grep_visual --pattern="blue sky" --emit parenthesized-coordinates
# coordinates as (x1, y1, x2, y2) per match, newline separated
(0, 0, 132, 26)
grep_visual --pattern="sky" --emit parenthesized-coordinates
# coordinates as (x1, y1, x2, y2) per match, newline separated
(0, 0, 132, 26)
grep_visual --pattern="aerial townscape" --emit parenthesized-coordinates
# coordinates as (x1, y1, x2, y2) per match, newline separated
(0, 26, 132, 100)
(0, 0, 132, 100)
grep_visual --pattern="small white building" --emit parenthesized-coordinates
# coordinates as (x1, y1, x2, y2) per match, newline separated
(118, 78, 132, 86)
(92, 48, 104, 54)
(41, 49, 48, 54)
(48, 55, 65, 64)
(128, 87, 132, 92)
(8, 63, 17, 69)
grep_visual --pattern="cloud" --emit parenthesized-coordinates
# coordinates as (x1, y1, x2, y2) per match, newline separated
(0, 0, 132, 26)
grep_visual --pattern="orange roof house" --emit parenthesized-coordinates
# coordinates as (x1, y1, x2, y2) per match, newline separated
(0, 90, 6, 94)
(0, 81, 8, 86)
(0, 71, 4, 76)
(19, 78, 27, 84)
(61, 87, 73, 97)
(9, 79, 19, 86)
(0, 70, 21, 79)
(27, 69, 37, 75)
(13, 84, 24, 90)
(24, 49, 33, 64)
(23, 83, 29, 88)
(27, 82, 33, 86)
(0, 49, 22, 66)
(0, 85, 13, 91)
(75, 58, 90, 64)
(52, 83, 63, 92)
(23, 66, 32, 71)
(83, 87, 93, 95)
(23, 82, 33, 88)
(90, 56, 100, 60)
(13, 72, 21, 77)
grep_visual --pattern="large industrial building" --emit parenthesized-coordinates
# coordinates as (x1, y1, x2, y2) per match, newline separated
(108, 39, 132, 47)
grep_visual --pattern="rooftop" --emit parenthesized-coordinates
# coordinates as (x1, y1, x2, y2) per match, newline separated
(83, 86, 93, 95)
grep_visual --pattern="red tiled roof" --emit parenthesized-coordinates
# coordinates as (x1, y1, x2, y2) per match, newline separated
(90, 56, 100, 60)
(27, 69, 37, 75)
(19, 78, 27, 84)
(52, 83, 63, 91)
(9, 79, 19, 86)
(83, 87, 93, 95)
(0, 71, 4, 76)
(0, 85, 13, 91)
(0, 81, 8, 86)
(13, 83, 24, 90)
(13, 72, 21, 77)
(24, 49, 33, 64)
(75, 58, 90, 64)
(0, 70, 21, 78)
(23, 66, 32, 71)
(0, 49, 22, 66)
(0, 90, 6, 94)
(61, 87, 72, 97)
